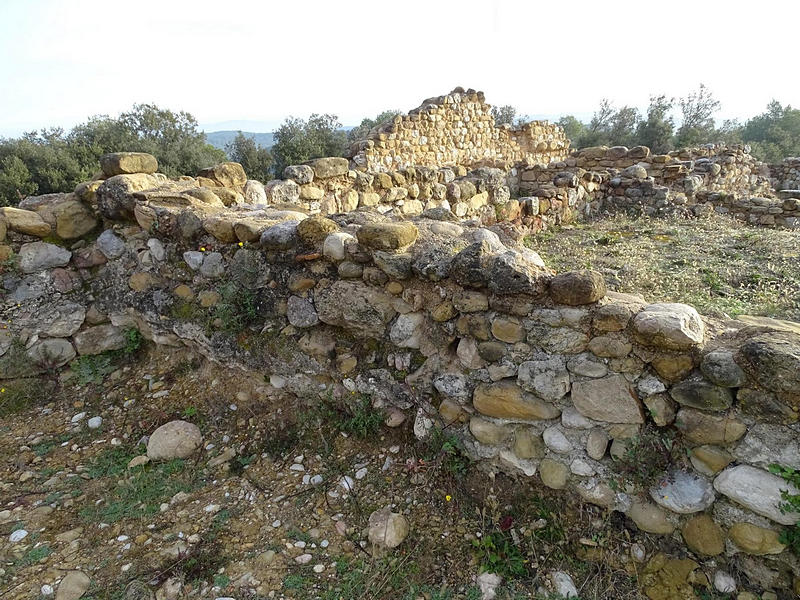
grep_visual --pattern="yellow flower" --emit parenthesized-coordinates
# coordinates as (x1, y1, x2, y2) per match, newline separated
(0, 388, 5, 393)
(200, 247, 206, 252)
(238, 242, 244, 247)
(445, 495, 452, 502)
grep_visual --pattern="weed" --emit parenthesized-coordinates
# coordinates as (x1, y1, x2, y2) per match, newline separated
(472, 530, 528, 578)
(421, 427, 470, 479)
(283, 573, 309, 591)
(171, 300, 203, 321)
(18, 544, 52, 567)
(121, 328, 143, 356)
(339, 394, 385, 439)
(212, 282, 260, 333)
(259, 423, 300, 460)
(609, 425, 680, 491)
(768, 464, 800, 555)
(177, 540, 227, 585)
(71, 354, 115, 385)
(213, 574, 230, 588)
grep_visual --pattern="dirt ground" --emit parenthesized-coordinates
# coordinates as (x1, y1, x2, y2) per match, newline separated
(0, 345, 656, 600)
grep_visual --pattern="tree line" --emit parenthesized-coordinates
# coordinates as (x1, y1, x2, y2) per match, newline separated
(1, 87, 798, 207)
(492, 85, 799, 162)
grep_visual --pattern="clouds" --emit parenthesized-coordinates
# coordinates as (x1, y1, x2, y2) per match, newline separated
(1, 0, 796, 136)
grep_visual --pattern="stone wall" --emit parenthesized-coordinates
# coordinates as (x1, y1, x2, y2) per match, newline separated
(2, 151, 800, 597)
(349, 88, 569, 172)
(771, 157, 800, 191)
(515, 143, 800, 227)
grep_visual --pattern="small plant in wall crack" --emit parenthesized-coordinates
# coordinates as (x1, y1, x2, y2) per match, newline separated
(608, 425, 681, 492)
(768, 463, 800, 556)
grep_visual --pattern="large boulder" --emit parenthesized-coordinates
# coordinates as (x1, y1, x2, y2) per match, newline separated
(99, 152, 158, 177)
(356, 222, 418, 251)
(73, 324, 127, 355)
(549, 270, 606, 305)
(197, 162, 247, 189)
(737, 332, 800, 395)
(243, 180, 267, 205)
(18, 241, 71, 273)
(265, 179, 300, 204)
(308, 157, 349, 179)
(632, 303, 705, 350)
(96, 173, 159, 220)
(650, 470, 715, 514)
(0, 206, 51, 237)
(146, 420, 202, 461)
(674, 408, 746, 445)
(669, 377, 733, 411)
(571, 375, 643, 423)
(283, 164, 314, 184)
(314, 280, 396, 338)
(54, 199, 98, 239)
(713, 465, 800, 525)
(472, 381, 561, 420)
(260, 220, 300, 250)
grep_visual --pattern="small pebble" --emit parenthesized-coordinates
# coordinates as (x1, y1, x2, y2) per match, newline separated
(10, 529, 28, 542)
(87, 416, 103, 429)
(295, 553, 313, 564)
(313, 564, 325, 573)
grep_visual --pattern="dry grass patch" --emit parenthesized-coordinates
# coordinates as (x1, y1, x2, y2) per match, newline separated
(525, 213, 800, 321)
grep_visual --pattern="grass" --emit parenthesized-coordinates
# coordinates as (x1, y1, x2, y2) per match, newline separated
(0, 377, 58, 417)
(524, 213, 800, 320)
(79, 447, 202, 523)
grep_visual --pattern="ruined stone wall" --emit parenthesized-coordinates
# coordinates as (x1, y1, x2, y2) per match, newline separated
(771, 157, 800, 191)
(2, 151, 800, 597)
(349, 88, 569, 172)
(515, 144, 799, 228)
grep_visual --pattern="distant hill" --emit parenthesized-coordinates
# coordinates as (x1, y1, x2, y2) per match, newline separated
(205, 131, 275, 151)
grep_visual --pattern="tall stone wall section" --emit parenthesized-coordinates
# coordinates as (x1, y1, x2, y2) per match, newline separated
(349, 88, 569, 172)
(2, 151, 800, 598)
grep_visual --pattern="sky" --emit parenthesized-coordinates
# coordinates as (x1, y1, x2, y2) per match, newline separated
(0, 0, 797, 137)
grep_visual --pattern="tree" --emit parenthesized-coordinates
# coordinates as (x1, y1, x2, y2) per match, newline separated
(741, 100, 800, 162)
(347, 110, 401, 144)
(0, 155, 37, 205)
(557, 116, 586, 148)
(225, 132, 273, 181)
(635, 95, 675, 153)
(576, 99, 640, 148)
(271, 113, 347, 175)
(491, 105, 517, 126)
(675, 84, 720, 147)
(0, 104, 227, 205)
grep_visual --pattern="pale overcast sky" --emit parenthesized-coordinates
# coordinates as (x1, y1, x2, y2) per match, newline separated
(0, 0, 797, 136)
